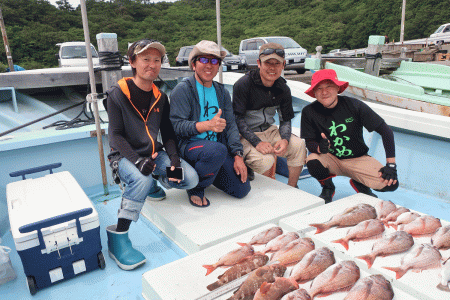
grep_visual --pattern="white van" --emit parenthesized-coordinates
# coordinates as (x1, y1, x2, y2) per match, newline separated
(56, 42, 100, 68)
(429, 23, 450, 45)
(239, 36, 308, 74)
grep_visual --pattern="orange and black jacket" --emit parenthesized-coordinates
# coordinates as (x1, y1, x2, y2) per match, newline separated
(106, 77, 179, 165)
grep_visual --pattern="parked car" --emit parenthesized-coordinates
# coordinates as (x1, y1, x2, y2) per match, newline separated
(238, 36, 308, 74)
(175, 45, 194, 66)
(222, 48, 246, 71)
(56, 42, 100, 68)
(176, 45, 246, 71)
(430, 23, 450, 45)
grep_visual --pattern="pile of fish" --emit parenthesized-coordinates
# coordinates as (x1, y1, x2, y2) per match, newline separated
(307, 200, 450, 295)
(203, 225, 396, 299)
(199, 200, 450, 299)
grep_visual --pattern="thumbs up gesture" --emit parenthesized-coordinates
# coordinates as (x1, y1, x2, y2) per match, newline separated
(209, 109, 226, 133)
(318, 133, 330, 154)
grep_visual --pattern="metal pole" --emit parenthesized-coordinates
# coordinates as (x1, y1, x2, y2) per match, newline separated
(400, 0, 406, 43)
(0, 7, 15, 72)
(80, 0, 109, 195)
(216, 0, 222, 83)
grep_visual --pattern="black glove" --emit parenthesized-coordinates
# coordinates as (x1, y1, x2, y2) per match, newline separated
(319, 138, 330, 154)
(379, 163, 397, 182)
(135, 157, 155, 176)
(169, 154, 181, 168)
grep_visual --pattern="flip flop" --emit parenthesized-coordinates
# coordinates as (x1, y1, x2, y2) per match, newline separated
(189, 196, 210, 208)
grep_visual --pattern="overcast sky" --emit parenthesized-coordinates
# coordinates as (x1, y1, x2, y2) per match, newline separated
(49, 0, 178, 8)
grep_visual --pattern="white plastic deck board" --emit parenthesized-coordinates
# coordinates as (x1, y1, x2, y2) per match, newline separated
(141, 174, 323, 254)
(142, 223, 417, 300)
(279, 194, 450, 300)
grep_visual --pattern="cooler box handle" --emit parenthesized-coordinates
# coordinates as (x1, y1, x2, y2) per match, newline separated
(9, 163, 62, 180)
(18, 208, 93, 252)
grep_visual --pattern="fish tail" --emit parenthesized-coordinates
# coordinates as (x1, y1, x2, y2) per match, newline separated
(357, 254, 375, 269)
(207, 281, 221, 291)
(309, 223, 330, 234)
(331, 238, 349, 251)
(383, 266, 407, 279)
(202, 264, 216, 276)
(437, 283, 450, 291)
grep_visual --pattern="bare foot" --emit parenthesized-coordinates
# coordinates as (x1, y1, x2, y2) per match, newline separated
(189, 196, 209, 206)
(190, 195, 203, 206)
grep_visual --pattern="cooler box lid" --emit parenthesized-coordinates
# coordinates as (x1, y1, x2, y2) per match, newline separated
(6, 171, 99, 244)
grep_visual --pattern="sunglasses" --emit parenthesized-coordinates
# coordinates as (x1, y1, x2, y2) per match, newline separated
(197, 57, 221, 65)
(259, 48, 285, 58)
(133, 39, 158, 55)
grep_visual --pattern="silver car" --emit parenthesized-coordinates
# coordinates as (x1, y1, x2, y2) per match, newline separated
(239, 36, 308, 74)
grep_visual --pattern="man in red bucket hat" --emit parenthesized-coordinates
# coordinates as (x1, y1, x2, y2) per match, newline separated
(301, 69, 399, 203)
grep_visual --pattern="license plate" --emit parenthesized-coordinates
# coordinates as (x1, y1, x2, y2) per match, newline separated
(231, 65, 238, 70)
(294, 58, 300, 63)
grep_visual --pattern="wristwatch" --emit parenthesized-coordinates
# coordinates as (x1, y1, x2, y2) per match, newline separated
(235, 150, 244, 158)
(387, 163, 397, 169)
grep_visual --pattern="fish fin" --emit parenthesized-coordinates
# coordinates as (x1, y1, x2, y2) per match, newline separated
(392, 224, 398, 230)
(309, 223, 330, 234)
(357, 254, 375, 269)
(383, 266, 407, 279)
(236, 242, 248, 247)
(288, 277, 299, 289)
(331, 238, 349, 251)
(437, 283, 450, 291)
(203, 265, 216, 276)
(259, 282, 271, 295)
(207, 281, 221, 291)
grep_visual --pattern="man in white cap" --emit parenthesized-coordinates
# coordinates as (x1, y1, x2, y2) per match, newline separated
(105, 39, 198, 270)
(232, 42, 306, 187)
(170, 40, 251, 207)
(301, 69, 399, 204)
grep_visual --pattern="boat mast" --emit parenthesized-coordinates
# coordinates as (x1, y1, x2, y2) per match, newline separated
(80, 0, 110, 196)
(0, 7, 15, 72)
(216, 0, 222, 83)
(400, 0, 406, 43)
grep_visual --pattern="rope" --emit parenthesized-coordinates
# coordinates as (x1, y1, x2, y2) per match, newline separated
(96, 51, 124, 72)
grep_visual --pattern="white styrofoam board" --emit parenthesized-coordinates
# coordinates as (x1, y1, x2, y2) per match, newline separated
(142, 223, 417, 300)
(279, 193, 450, 300)
(141, 223, 278, 300)
(141, 173, 323, 254)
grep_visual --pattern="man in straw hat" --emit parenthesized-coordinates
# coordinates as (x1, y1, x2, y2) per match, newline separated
(232, 42, 306, 187)
(301, 69, 399, 203)
(170, 40, 251, 207)
(105, 39, 198, 270)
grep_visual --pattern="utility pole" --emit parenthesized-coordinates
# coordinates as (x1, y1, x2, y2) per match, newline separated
(400, 0, 406, 43)
(216, 0, 222, 83)
(0, 7, 15, 71)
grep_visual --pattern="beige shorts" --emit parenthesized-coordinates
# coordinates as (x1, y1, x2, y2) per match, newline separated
(306, 153, 386, 190)
(241, 125, 306, 174)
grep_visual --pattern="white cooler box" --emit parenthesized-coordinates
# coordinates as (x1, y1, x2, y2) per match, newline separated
(6, 168, 105, 295)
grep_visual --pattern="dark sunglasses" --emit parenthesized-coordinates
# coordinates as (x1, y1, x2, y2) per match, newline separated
(197, 57, 221, 65)
(259, 48, 285, 58)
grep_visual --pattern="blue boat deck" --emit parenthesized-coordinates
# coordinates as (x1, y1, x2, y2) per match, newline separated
(1, 174, 450, 300)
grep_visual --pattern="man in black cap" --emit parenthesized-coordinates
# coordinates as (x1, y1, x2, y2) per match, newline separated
(233, 42, 306, 187)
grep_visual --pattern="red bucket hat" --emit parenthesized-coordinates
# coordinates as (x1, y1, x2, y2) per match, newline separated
(304, 69, 349, 98)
